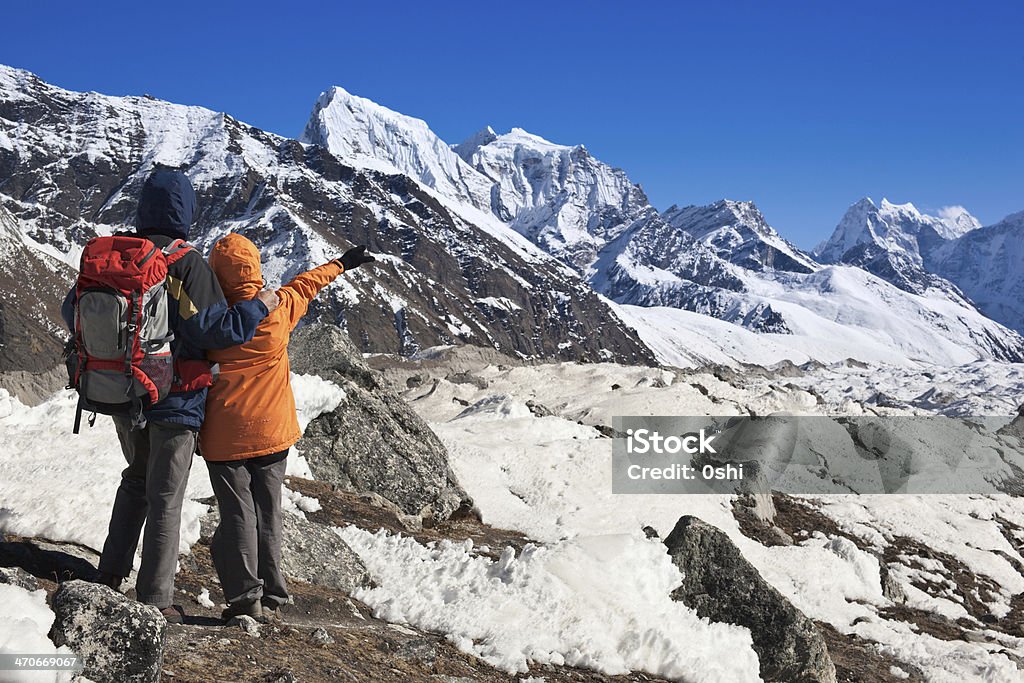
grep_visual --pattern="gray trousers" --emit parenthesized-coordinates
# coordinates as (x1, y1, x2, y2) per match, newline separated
(206, 450, 289, 609)
(98, 418, 196, 608)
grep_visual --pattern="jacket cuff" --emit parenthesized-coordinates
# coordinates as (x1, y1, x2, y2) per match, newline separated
(240, 297, 269, 319)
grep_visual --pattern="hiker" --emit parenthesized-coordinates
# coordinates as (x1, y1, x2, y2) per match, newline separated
(61, 167, 280, 622)
(200, 232, 375, 623)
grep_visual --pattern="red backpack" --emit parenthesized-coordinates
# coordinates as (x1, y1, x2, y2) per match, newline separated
(66, 235, 193, 433)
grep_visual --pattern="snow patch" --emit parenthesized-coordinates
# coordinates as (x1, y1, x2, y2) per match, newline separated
(0, 584, 77, 683)
(339, 527, 761, 682)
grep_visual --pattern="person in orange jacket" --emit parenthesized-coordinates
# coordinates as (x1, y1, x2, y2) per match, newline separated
(201, 232, 375, 623)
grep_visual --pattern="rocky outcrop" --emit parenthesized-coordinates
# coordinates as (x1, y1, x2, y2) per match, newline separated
(0, 365, 68, 405)
(280, 512, 370, 592)
(48, 580, 166, 683)
(289, 324, 473, 523)
(664, 516, 837, 683)
(0, 565, 38, 591)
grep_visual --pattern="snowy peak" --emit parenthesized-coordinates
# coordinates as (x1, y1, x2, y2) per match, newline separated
(663, 200, 818, 274)
(668, 200, 776, 239)
(491, 127, 575, 153)
(935, 205, 982, 237)
(301, 91, 644, 272)
(456, 124, 648, 268)
(300, 86, 494, 212)
(872, 198, 979, 238)
(814, 196, 989, 300)
(816, 197, 883, 262)
(452, 125, 497, 161)
(819, 196, 979, 265)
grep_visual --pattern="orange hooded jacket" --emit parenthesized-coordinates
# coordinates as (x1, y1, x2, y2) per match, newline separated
(200, 233, 343, 461)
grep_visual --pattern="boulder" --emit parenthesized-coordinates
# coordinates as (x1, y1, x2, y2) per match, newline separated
(664, 516, 836, 683)
(280, 512, 370, 593)
(48, 580, 165, 683)
(200, 508, 370, 594)
(0, 565, 38, 591)
(289, 324, 472, 523)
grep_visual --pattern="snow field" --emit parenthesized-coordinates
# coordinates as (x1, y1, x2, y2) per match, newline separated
(344, 363, 1024, 681)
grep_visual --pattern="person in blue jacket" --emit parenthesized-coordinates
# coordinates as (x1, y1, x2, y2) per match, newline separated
(62, 167, 280, 622)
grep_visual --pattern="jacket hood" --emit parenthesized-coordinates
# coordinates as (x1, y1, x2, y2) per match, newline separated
(209, 233, 263, 305)
(137, 168, 196, 240)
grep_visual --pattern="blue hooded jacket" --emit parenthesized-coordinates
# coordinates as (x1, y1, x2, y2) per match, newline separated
(63, 168, 268, 429)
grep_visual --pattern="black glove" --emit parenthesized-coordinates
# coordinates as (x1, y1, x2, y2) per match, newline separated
(336, 245, 376, 272)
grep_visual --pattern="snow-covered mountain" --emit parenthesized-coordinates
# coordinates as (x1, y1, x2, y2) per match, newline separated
(663, 200, 817, 275)
(454, 126, 649, 271)
(296, 86, 1024, 362)
(2, 64, 1023, 369)
(816, 196, 1024, 337)
(0, 66, 655, 371)
(923, 210, 1024, 334)
(934, 204, 982, 236)
(301, 86, 496, 215)
(297, 89, 1024, 363)
(814, 197, 978, 297)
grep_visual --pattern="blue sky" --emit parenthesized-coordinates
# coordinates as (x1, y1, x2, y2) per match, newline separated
(3, 1, 1021, 248)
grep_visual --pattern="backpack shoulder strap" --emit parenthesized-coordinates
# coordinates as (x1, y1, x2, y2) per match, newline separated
(163, 239, 196, 266)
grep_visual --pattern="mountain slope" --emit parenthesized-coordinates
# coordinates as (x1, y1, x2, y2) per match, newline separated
(923, 210, 1024, 334)
(0, 204, 74, 372)
(4, 65, 1022, 369)
(0, 66, 654, 368)
(301, 86, 495, 215)
(663, 200, 817, 274)
(455, 127, 649, 271)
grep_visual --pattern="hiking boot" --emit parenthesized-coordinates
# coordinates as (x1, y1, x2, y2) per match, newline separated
(160, 605, 185, 624)
(259, 600, 283, 623)
(221, 600, 262, 624)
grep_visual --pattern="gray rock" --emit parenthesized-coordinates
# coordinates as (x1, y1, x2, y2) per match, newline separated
(49, 580, 166, 683)
(394, 636, 438, 665)
(309, 627, 335, 645)
(525, 399, 554, 418)
(201, 508, 370, 594)
(266, 671, 296, 683)
(0, 566, 38, 591)
(232, 614, 261, 638)
(880, 563, 907, 604)
(280, 512, 370, 593)
(445, 371, 488, 389)
(289, 324, 473, 523)
(665, 516, 837, 683)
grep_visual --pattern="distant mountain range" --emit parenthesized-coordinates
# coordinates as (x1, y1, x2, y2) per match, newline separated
(2, 64, 1023, 372)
